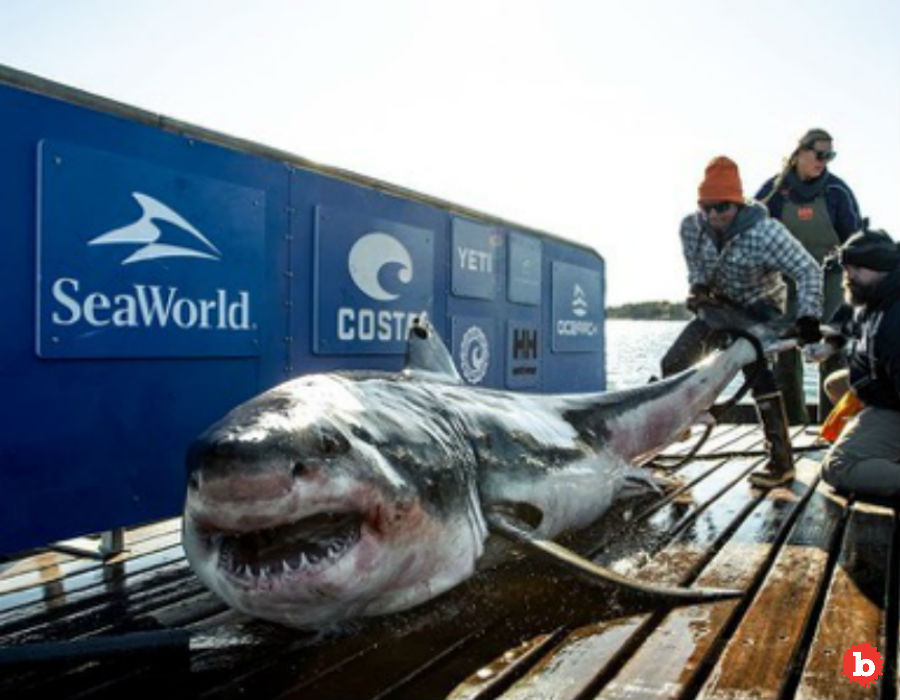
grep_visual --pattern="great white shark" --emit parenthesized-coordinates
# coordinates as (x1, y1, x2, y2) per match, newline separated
(183, 314, 781, 629)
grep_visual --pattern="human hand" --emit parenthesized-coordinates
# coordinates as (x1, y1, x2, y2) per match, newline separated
(686, 284, 711, 313)
(802, 342, 835, 363)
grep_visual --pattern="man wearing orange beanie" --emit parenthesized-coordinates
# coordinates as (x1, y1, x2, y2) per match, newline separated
(660, 156, 824, 488)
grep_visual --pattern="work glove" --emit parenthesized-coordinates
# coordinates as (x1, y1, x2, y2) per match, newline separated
(795, 316, 822, 346)
(685, 284, 711, 313)
(802, 342, 836, 364)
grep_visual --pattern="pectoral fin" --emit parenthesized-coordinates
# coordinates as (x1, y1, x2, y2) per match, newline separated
(485, 508, 742, 603)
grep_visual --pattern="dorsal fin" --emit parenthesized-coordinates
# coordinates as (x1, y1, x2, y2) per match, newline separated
(403, 315, 461, 382)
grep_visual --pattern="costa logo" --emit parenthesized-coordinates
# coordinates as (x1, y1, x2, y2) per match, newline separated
(348, 232, 413, 301)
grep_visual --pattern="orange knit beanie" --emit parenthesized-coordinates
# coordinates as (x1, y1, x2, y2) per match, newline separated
(698, 156, 744, 204)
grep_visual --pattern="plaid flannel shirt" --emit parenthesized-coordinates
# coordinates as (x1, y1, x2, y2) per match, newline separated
(680, 205, 823, 319)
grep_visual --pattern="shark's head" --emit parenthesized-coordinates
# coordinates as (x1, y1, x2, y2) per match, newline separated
(182, 372, 486, 629)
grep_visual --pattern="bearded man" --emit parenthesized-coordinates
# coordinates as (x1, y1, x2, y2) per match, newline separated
(813, 228, 900, 498)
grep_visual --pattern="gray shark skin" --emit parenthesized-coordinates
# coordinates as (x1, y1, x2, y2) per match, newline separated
(182, 318, 758, 629)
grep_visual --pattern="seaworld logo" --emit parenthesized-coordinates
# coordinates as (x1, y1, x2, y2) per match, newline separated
(50, 279, 251, 330)
(88, 192, 222, 265)
(45, 192, 253, 332)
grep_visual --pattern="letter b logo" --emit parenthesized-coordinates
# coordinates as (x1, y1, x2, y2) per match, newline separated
(853, 651, 874, 676)
(842, 643, 883, 687)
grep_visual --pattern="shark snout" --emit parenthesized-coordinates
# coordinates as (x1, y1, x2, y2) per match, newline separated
(192, 470, 294, 503)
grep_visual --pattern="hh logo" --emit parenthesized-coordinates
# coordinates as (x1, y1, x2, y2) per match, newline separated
(842, 643, 883, 687)
(513, 329, 538, 359)
(89, 192, 222, 265)
(348, 232, 413, 301)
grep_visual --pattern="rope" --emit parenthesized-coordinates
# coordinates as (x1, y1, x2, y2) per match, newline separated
(647, 326, 766, 470)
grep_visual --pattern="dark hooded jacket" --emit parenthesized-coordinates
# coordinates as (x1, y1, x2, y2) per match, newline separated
(842, 265, 900, 410)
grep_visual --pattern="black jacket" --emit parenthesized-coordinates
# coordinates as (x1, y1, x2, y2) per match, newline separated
(843, 266, 900, 410)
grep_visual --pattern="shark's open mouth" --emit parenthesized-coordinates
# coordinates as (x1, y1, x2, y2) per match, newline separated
(216, 511, 364, 581)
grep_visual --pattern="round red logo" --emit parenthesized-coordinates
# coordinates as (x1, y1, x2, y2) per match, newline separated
(841, 643, 883, 687)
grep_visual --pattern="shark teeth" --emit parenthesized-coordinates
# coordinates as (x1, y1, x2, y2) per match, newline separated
(216, 512, 363, 581)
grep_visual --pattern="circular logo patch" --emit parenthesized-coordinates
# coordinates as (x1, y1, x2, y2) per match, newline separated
(459, 326, 489, 384)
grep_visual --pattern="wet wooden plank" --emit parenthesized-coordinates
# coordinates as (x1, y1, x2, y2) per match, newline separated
(0, 519, 181, 589)
(496, 617, 645, 700)
(696, 471, 848, 700)
(593, 458, 821, 700)
(633, 423, 790, 527)
(388, 624, 577, 700)
(0, 576, 215, 698)
(0, 529, 182, 603)
(209, 620, 475, 699)
(0, 551, 78, 586)
(654, 423, 747, 460)
(453, 448, 780, 700)
(0, 548, 193, 634)
(597, 450, 770, 568)
(795, 501, 894, 700)
(0, 519, 180, 593)
(446, 631, 565, 700)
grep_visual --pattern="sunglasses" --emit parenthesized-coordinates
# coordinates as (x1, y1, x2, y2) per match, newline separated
(811, 149, 837, 163)
(700, 202, 735, 215)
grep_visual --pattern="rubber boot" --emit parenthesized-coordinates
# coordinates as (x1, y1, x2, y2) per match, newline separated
(748, 390, 796, 488)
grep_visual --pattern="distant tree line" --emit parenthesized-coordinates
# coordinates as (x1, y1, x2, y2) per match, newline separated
(605, 300, 690, 320)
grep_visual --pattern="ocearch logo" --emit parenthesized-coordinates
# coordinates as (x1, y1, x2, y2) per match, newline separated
(558, 282, 598, 337)
(88, 192, 222, 265)
(348, 232, 413, 301)
(572, 283, 588, 317)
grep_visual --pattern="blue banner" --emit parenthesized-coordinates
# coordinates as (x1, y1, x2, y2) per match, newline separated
(37, 140, 264, 358)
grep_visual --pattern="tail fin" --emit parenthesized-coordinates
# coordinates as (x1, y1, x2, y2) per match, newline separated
(696, 303, 797, 356)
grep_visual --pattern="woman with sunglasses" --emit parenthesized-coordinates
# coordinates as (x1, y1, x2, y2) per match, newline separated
(661, 155, 823, 488)
(756, 128, 862, 424)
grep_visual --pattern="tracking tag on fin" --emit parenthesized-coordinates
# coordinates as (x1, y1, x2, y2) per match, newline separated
(485, 508, 742, 604)
(403, 315, 462, 382)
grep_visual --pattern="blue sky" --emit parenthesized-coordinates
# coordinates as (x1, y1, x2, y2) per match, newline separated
(2, 0, 897, 305)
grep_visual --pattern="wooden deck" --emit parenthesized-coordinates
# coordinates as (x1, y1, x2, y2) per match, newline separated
(1, 424, 895, 700)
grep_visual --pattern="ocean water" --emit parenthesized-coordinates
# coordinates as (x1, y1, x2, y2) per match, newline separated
(604, 318, 818, 403)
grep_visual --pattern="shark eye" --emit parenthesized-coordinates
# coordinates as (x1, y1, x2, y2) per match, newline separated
(319, 431, 349, 457)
